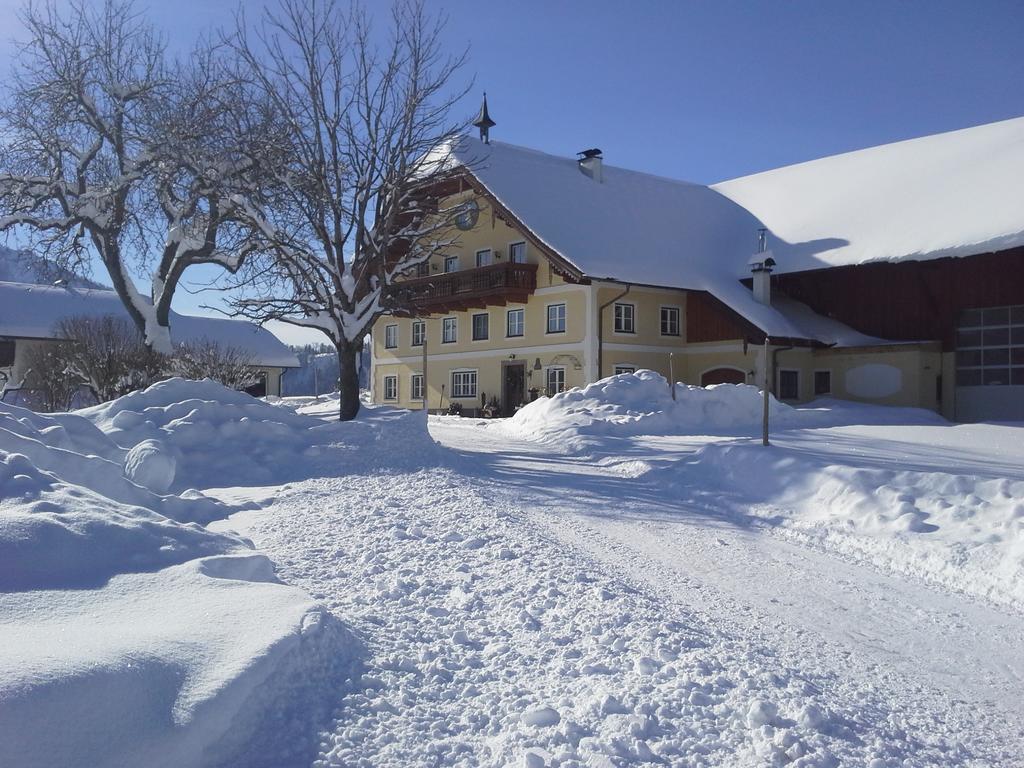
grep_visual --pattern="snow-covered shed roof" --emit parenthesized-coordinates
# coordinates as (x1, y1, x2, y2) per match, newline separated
(713, 116, 1024, 274)
(0, 281, 299, 368)
(451, 137, 818, 340)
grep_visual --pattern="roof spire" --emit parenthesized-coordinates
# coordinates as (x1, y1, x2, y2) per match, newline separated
(472, 92, 496, 144)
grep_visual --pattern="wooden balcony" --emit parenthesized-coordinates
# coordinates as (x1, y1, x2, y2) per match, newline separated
(388, 261, 538, 314)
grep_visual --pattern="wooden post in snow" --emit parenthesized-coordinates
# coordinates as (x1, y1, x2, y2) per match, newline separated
(422, 334, 428, 422)
(669, 352, 676, 401)
(762, 337, 770, 447)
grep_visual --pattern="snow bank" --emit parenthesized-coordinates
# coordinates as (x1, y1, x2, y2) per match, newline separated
(80, 379, 438, 490)
(0, 400, 228, 523)
(664, 439, 1024, 609)
(0, 554, 358, 768)
(505, 370, 941, 453)
(0, 451, 241, 591)
(0, 379, 390, 767)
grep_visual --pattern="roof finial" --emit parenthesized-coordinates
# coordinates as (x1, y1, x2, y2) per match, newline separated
(472, 92, 496, 144)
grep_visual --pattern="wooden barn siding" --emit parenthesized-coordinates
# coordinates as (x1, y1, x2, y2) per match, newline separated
(686, 291, 751, 343)
(773, 247, 1024, 350)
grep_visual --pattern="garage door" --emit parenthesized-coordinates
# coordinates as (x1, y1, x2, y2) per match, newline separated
(955, 305, 1024, 422)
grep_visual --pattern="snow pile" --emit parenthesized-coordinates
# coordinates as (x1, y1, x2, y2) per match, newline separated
(505, 371, 781, 452)
(0, 400, 227, 523)
(0, 451, 241, 591)
(506, 370, 939, 453)
(666, 438, 1024, 609)
(0, 381, 376, 768)
(80, 379, 438, 489)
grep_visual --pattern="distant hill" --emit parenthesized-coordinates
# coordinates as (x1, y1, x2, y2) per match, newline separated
(0, 246, 108, 289)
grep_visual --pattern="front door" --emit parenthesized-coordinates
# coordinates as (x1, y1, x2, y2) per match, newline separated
(502, 362, 526, 416)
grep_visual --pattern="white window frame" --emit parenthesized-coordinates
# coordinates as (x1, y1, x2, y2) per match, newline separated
(506, 308, 525, 338)
(546, 302, 567, 334)
(384, 324, 398, 349)
(410, 373, 425, 401)
(411, 320, 425, 347)
(471, 312, 489, 341)
(383, 375, 398, 401)
(509, 241, 527, 264)
(545, 366, 566, 395)
(614, 364, 637, 376)
(475, 249, 493, 267)
(659, 305, 681, 337)
(813, 368, 832, 396)
(778, 368, 800, 401)
(451, 369, 478, 399)
(443, 255, 459, 273)
(442, 316, 457, 344)
(613, 302, 636, 334)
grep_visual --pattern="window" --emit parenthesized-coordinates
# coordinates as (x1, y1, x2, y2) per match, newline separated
(383, 375, 398, 401)
(546, 303, 566, 334)
(411, 321, 425, 347)
(451, 370, 478, 398)
(444, 255, 459, 273)
(0, 340, 14, 368)
(955, 304, 1024, 386)
(384, 324, 398, 349)
(814, 370, 832, 396)
(509, 241, 527, 263)
(442, 317, 457, 344)
(475, 249, 492, 267)
(546, 367, 566, 395)
(411, 374, 424, 401)
(778, 369, 799, 400)
(416, 262, 430, 277)
(507, 308, 525, 337)
(660, 306, 680, 336)
(614, 365, 636, 375)
(614, 303, 635, 333)
(472, 312, 489, 341)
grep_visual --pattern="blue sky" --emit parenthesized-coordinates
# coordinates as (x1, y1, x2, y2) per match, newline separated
(1, 0, 1022, 344)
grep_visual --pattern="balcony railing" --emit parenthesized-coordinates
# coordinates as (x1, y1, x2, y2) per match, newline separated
(388, 261, 538, 313)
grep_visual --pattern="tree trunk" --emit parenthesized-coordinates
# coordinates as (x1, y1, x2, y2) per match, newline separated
(335, 340, 362, 421)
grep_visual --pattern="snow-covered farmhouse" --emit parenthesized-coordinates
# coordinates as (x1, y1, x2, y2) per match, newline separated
(0, 281, 299, 399)
(371, 113, 1024, 422)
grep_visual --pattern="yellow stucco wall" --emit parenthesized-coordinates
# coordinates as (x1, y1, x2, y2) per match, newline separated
(596, 285, 687, 348)
(374, 348, 587, 411)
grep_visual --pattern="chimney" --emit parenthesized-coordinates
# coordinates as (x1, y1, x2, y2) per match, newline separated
(749, 228, 775, 305)
(577, 148, 603, 183)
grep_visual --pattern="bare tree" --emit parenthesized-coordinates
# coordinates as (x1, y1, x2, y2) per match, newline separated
(52, 314, 164, 401)
(224, 0, 471, 420)
(171, 338, 259, 391)
(22, 341, 83, 412)
(0, 0, 271, 353)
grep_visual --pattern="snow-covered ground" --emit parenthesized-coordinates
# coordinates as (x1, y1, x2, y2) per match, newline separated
(0, 380, 431, 768)
(3, 372, 1023, 766)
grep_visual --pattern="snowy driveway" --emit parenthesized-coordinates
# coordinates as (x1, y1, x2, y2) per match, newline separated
(214, 413, 1024, 766)
(431, 418, 1024, 750)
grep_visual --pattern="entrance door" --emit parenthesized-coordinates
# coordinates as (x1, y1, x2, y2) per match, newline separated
(502, 362, 526, 416)
(701, 367, 746, 386)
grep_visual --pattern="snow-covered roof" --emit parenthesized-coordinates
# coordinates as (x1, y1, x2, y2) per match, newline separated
(0, 281, 299, 367)
(451, 137, 813, 340)
(451, 116, 1024, 343)
(713, 116, 1024, 274)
